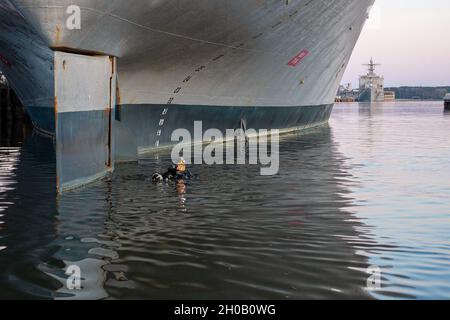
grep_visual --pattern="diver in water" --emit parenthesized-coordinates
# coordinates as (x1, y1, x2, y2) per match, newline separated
(152, 158, 193, 183)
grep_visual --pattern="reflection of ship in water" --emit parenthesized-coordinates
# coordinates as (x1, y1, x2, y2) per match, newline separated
(1, 127, 377, 299)
(0, 134, 123, 299)
(0, 133, 57, 299)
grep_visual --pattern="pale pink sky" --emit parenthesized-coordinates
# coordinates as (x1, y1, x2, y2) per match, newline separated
(342, 0, 450, 87)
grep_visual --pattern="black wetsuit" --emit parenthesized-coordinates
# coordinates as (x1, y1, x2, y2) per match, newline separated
(162, 166, 193, 181)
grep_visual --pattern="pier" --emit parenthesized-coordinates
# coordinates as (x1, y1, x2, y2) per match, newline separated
(444, 94, 450, 111)
(0, 78, 32, 145)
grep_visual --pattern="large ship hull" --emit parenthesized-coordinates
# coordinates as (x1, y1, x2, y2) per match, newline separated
(1, 0, 374, 142)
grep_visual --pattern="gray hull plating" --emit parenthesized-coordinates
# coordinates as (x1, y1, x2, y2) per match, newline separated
(1, 0, 374, 150)
(0, 0, 54, 133)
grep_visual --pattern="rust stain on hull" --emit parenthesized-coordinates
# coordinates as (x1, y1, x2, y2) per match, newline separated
(54, 96, 58, 115)
(51, 46, 116, 58)
(55, 26, 61, 44)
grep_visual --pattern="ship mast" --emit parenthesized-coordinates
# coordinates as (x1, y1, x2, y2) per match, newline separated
(363, 57, 381, 76)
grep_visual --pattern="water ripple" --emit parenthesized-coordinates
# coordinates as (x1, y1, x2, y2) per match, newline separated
(0, 102, 449, 299)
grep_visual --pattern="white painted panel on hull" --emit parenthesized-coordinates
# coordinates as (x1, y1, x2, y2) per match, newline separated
(55, 51, 115, 194)
(55, 51, 112, 113)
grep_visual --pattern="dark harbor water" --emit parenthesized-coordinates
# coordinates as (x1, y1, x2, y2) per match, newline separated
(1, 101, 450, 300)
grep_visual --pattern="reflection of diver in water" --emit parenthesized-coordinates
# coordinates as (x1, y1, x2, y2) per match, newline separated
(176, 179, 187, 210)
(152, 158, 193, 211)
(152, 158, 194, 183)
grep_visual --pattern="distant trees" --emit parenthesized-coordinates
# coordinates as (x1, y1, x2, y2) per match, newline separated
(385, 87, 450, 100)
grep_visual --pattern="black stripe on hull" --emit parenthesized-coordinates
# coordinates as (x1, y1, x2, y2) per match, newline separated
(116, 103, 334, 154)
(25, 103, 334, 160)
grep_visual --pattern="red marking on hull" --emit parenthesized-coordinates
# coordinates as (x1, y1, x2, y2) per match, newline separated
(0, 53, 11, 67)
(287, 50, 309, 67)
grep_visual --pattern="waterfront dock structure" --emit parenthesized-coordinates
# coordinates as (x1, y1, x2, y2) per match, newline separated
(0, 75, 31, 145)
(1, 81, 26, 120)
(336, 58, 396, 103)
(384, 91, 396, 102)
(0, 76, 12, 115)
(444, 94, 450, 110)
(336, 83, 358, 102)
(1, 72, 27, 119)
